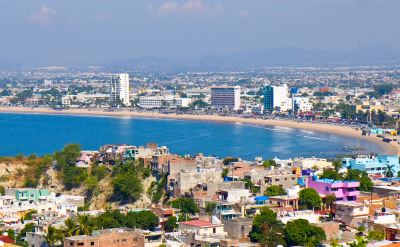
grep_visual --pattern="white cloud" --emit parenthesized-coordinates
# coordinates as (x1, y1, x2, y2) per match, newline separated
(152, 0, 223, 17)
(28, 4, 56, 25)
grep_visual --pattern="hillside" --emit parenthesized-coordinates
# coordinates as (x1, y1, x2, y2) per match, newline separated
(0, 147, 162, 210)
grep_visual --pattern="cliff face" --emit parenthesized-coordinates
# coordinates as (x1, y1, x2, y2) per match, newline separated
(0, 157, 156, 210)
(0, 159, 28, 188)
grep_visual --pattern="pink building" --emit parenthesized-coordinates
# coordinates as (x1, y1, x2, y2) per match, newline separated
(307, 176, 360, 201)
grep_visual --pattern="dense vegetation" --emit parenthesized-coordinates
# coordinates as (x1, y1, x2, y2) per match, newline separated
(264, 185, 286, 196)
(169, 198, 199, 214)
(320, 168, 373, 192)
(0, 144, 153, 207)
(299, 188, 322, 209)
(14, 210, 160, 246)
(250, 207, 326, 247)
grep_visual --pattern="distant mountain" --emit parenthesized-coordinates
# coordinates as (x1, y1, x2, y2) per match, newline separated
(187, 46, 400, 70)
(104, 56, 172, 71)
(3, 46, 400, 71)
(103, 46, 400, 72)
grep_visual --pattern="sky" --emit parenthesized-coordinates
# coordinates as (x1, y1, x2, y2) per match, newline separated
(1, 0, 400, 66)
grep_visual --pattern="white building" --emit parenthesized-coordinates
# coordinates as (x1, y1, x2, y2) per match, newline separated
(263, 84, 290, 112)
(273, 84, 289, 110)
(139, 96, 190, 108)
(61, 96, 71, 107)
(210, 86, 241, 110)
(110, 73, 130, 106)
(293, 96, 313, 112)
(43, 79, 52, 86)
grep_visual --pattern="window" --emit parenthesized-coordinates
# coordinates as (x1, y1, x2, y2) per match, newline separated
(90, 242, 95, 246)
(213, 228, 216, 233)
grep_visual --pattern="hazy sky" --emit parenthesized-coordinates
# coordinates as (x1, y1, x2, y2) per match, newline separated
(1, 0, 400, 66)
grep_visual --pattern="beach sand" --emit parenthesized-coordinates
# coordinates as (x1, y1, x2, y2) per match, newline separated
(1, 106, 399, 155)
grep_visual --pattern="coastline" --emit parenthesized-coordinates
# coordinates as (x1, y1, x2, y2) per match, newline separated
(1, 106, 399, 155)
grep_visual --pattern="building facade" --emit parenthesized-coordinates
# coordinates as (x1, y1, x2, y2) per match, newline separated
(139, 96, 190, 108)
(342, 155, 400, 176)
(210, 86, 241, 110)
(110, 73, 130, 106)
(64, 228, 162, 247)
(263, 84, 289, 112)
(307, 176, 360, 202)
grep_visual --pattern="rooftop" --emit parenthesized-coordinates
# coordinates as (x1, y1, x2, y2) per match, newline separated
(179, 220, 223, 228)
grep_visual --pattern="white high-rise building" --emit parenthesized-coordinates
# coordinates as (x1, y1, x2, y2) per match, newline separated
(273, 84, 289, 109)
(210, 86, 241, 110)
(110, 73, 130, 106)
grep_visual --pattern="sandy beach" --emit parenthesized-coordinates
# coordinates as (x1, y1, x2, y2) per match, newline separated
(1, 106, 399, 155)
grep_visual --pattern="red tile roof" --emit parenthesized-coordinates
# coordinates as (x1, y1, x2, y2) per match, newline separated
(180, 220, 222, 228)
(0, 235, 15, 243)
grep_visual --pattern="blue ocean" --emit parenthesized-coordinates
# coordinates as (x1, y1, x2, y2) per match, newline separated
(0, 113, 382, 159)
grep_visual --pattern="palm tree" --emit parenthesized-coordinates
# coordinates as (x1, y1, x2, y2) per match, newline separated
(385, 164, 394, 178)
(348, 236, 368, 247)
(63, 218, 77, 237)
(45, 226, 63, 247)
(75, 214, 93, 236)
(331, 238, 340, 247)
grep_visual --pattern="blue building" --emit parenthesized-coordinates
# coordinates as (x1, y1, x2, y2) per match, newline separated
(342, 155, 400, 176)
(263, 86, 274, 112)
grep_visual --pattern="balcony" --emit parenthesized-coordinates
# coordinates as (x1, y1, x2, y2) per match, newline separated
(347, 191, 360, 197)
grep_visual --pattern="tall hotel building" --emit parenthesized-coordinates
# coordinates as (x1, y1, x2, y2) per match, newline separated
(210, 86, 241, 110)
(110, 73, 130, 106)
(263, 84, 289, 112)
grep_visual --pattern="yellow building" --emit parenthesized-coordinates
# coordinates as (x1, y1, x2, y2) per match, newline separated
(354, 101, 384, 113)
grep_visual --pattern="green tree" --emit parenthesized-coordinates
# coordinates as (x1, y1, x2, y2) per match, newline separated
(45, 226, 63, 247)
(348, 236, 368, 247)
(249, 207, 285, 246)
(221, 168, 229, 178)
(75, 214, 94, 236)
(264, 185, 286, 196)
(0, 185, 5, 195)
(63, 218, 77, 237)
(62, 166, 88, 190)
(344, 169, 372, 192)
(93, 210, 123, 229)
(16, 223, 35, 246)
(170, 198, 199, 214)
(91, 165, 108, 181)
(190, 99, 208, 109)
(367, 228, 385, 241)
(53, 144, 81, 168)
(299, 188, 322, 209)
(164, 216, 178, 232)
(205, 202, 217, 215)
(125, 211, 159, 231)
(111, 162, 143, 202)
(263, 160, 277, 169)
(385, 164, 394, 178)
(7, 229, 15, 240)
(222, 157, 239, 166)
(320, 169, 343, 180)
(325, 194, 336, 209)
(284, 219, 326, 247)
(333, 160, 342, 172)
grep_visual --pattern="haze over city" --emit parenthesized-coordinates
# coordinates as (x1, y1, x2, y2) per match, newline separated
(2, 0, 400, 67)
(3, 1, 400, 247)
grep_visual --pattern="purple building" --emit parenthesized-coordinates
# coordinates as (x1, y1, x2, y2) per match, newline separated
(307, 176, 360, 201)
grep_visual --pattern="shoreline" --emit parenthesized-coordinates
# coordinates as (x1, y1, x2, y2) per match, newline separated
(1, 106, 399, 155)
